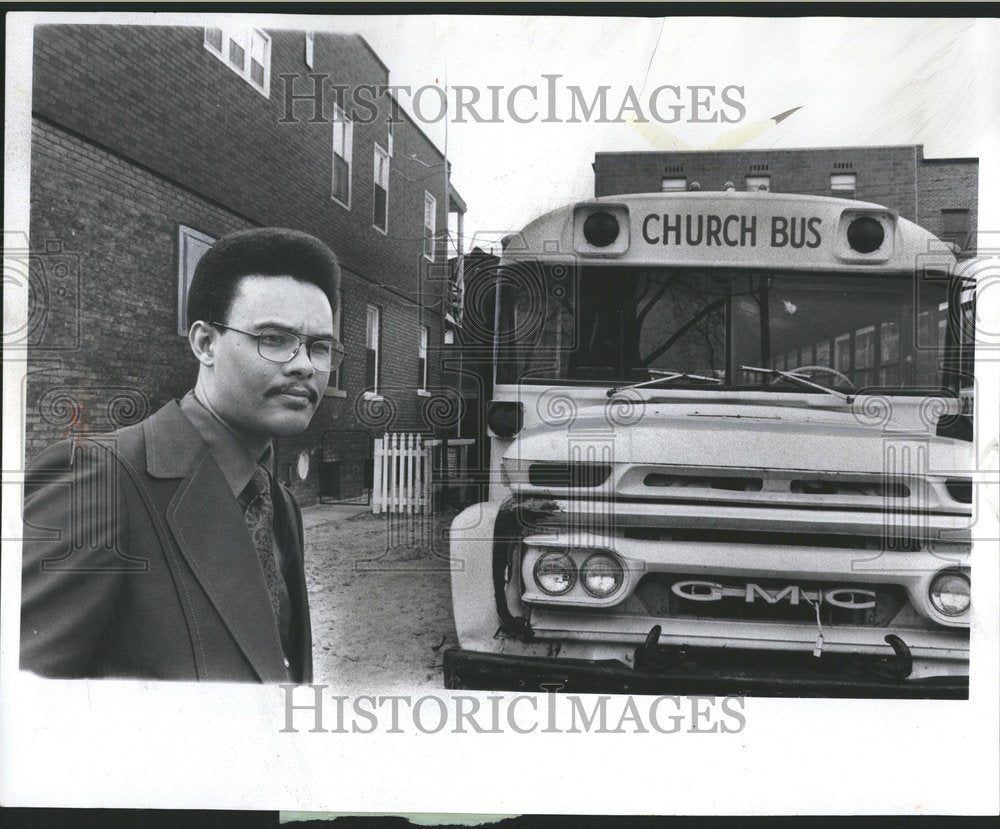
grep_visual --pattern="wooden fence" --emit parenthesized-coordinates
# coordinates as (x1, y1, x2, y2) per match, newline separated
(372, 433, 432, 514)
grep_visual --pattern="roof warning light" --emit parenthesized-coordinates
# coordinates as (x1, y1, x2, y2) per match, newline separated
(582, 211, 621, 247)
(847, 216, 885, 253)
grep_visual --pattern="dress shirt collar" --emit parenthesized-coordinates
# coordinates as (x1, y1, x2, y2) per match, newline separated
(178, 390, 273, 499)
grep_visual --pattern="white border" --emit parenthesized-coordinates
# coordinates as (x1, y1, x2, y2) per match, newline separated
(2, 11, 998, 816)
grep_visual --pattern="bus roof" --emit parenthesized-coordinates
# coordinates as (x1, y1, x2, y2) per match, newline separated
(500, 191, 956, 273)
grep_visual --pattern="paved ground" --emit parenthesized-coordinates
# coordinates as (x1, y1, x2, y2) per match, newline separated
(301, 502, 461, 691)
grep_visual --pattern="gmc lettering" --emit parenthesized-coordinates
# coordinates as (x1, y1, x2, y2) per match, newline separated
(671, 580, 876, 610)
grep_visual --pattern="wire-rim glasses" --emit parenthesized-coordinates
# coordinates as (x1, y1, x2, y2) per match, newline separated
(210, 322, 344, 372)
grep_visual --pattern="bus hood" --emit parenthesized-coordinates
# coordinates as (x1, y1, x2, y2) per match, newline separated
(504, 400, 972, 477)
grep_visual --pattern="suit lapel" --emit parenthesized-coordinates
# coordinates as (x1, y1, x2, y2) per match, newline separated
(146, 402, 288, 682)
(273, 484, 302, 557)
(273, 483, 313, 683)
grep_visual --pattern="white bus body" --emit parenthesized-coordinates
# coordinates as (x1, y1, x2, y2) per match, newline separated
(447, 192, 973, 698)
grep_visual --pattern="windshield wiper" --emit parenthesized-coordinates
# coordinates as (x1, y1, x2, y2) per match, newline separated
(739, 365, 854, 404)
(607, 369, 724, 397)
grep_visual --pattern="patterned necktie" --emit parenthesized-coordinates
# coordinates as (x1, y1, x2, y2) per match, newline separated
(243, 466, 280, 620)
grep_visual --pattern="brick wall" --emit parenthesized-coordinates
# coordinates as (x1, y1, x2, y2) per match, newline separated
(32, 24, 452, 302)
(283, 269, 451, 503)
(918, 159, 979, 251)
(594, 146, 978, 241)
(27, 118, 250, 460)
(28, 24, 462, 506)
(28, 117, 454, 503)
(594, 146, 926, 222)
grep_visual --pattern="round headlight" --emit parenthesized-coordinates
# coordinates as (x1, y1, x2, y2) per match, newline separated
(846, 216, 885, 253)
(929, 571, 970, 616)
(534, 551, 577, 595)
(580, 553, 624, 598)
(582, 211, 620, 247)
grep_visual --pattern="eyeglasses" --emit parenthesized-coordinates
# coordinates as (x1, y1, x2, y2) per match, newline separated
(211, 323, 345, 372)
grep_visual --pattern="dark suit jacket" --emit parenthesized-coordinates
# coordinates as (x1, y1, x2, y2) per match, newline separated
(20, 401, 313, 683)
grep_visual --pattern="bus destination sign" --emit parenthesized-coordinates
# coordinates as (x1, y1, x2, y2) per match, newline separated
(641, 213, 823, 249)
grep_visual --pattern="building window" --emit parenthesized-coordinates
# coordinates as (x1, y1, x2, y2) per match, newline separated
(365, 304, 381, 394)
(205, 27, 223, 51)
(176, 225, 216, 335)
(417, 325, 429, 392)
(304, 31, 314, 68)
(941, 208, 970, 248)
(204, 27, 271, 97)
(879, 321, 900, 385)
(331, 105, 353, 208)
(661, 177, 687, 192)
(423, 193, 437, 261)
(830, 173, 857, 198)
(373, 145, 390, 233)
(387, 118, 394, 157)
(854, 324, 876, 387)
(745, 175, 770, 192)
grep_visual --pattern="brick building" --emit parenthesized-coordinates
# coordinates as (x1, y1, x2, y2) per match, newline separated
(27, 23, 465, 505)
(593, 146, 978, 253)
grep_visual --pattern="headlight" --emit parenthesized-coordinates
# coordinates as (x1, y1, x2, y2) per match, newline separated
(929, 571, 970, 616)
(534, 551, 577, 595)
(580, 553, 624, 598)
(487, 400, 524, 438)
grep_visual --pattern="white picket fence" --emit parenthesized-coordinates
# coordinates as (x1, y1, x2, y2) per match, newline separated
(372, 432, 433, 514)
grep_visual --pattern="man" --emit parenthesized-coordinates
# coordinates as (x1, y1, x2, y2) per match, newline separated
(20, 227, 341, 682)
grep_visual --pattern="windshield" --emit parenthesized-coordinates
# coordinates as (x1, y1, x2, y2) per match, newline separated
(496, 265, 956, 392)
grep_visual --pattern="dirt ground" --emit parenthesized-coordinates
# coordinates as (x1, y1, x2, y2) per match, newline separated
(302, 504, 461, 690)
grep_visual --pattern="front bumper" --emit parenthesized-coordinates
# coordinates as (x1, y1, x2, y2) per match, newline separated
(443, 647, 969, 699)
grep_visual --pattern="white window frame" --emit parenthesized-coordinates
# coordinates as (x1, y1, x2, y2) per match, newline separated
(661, 177, 687, 192)
(304, 31, 314, 69)
(331, 105, 353, 209)
(204, 27, 271, 98)
(831, 173, 857, 195)
(373, 144, 390, 234)
(745, 175, 771, 192)
(364, 304, 381, 397)
(387, 118, 394, 157)
(423, 192, 437, 261)
(417, 325, 430, 395)
(176, 225, 216, 335)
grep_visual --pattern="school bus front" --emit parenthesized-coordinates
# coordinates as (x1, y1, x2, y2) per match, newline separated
(446, 193, 973, 698)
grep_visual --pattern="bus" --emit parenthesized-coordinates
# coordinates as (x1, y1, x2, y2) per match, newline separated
(445, 191, 975, 699)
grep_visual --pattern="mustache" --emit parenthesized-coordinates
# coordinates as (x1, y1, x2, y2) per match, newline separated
(267, 383, 318, 403)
